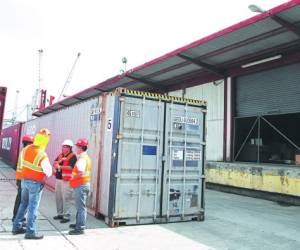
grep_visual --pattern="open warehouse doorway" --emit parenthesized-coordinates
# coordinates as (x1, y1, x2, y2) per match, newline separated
(233, 63, 300, 164)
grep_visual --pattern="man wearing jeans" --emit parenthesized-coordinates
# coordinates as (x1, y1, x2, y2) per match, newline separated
(69, 138, 91, 235)
(12, 135, 34, 223)
(53, 139, 77, 223)
(12, 128, 52, 240)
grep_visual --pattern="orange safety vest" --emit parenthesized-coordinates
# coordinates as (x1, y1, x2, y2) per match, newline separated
(69, 153, 91, 188)
(15, 147, 26, 180)
(21, 145, 47, 182)
(56, 152, 75, 181)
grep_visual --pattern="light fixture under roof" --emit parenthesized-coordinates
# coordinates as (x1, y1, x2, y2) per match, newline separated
(241, 55, 282, 68)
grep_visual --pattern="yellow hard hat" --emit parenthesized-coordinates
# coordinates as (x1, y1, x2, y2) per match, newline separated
(33, 128, 51, 148)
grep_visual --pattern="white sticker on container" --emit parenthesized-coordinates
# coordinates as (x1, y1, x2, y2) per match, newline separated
(186, 150, 201, 161)
(173, 116, 199, 125)
(172, 149, 183, 160)
(2, 137, 12, 150)
(107, 118, 112, 131)
(126, 110, 140, 118)
(90, 106, 101, 122)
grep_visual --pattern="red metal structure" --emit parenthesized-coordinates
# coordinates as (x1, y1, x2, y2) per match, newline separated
(0, 123, 23, 168)
(0, 87, 7, 132)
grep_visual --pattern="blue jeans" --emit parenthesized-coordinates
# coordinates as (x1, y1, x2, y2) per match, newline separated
(74, 184, 90, 230)
(13, 179, 43, 236)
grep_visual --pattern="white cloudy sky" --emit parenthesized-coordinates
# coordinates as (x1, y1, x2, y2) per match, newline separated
(0, 0, 287, 121)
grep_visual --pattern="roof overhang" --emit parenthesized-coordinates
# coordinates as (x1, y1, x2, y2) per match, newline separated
(34, 0, 300, 117)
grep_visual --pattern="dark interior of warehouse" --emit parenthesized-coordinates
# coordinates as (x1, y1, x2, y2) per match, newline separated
(234, 113, 300, 164)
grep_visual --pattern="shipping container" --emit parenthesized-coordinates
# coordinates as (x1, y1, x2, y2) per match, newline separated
(99, 89, 206, 226)
(21, 89, 206, 226)
(21, 96, 102, 212)
(0, 123, 23, 168)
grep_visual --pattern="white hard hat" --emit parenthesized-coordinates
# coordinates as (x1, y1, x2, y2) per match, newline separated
(62, 139, 74, 147)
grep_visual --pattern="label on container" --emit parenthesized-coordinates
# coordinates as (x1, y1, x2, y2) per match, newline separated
(143, 145, 157, 155)
(173, 116, 199, 125)
(90, 106, 101, 122)
(126, 109, 140, 118)
(2, 137, 12, 150)
(172, 149, 183, 160)
(186, 150, 201, 161)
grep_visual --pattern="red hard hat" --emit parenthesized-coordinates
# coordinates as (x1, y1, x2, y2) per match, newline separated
(75, 138, 88, 147)
(22, 135, 34, 143)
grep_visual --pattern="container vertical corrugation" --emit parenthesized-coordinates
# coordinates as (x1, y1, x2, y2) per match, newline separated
(107, 94, 121, 219)
(99, 93, 116, 216)
(94, 93, 105, 213)
(161, 102, 205, 222)
(20, 97, 102, 212)
(0, 123, 23, 168)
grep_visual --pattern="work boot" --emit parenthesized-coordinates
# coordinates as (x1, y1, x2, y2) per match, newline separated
(25, 234, 44, 240)
(69, 229, 84, 235)
(12, 228, 26, 235)
(53, 215, 63, 220)
(60, 218, 70, 223)
(69, 224, 76, 229)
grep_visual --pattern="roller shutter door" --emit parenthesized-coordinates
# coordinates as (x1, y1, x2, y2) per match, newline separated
(235, 63, 300, 117)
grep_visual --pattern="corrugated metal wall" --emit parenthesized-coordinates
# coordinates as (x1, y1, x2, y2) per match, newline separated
(169, 81, 224, 161)
(21, 97, 102, 211)
(236, 63, 300, 117)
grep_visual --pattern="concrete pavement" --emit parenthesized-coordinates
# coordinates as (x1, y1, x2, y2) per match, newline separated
(0, 160, 300, 250)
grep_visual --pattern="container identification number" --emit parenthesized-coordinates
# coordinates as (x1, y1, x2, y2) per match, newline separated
(126, 110, 140, 118)
(173, 116, 199, 125)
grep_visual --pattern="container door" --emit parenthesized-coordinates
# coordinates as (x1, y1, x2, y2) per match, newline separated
(162, 102, 205, 220)
(113, 96, 164, 222)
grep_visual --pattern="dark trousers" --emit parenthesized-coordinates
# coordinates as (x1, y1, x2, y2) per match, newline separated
(12, 180, 22, 221)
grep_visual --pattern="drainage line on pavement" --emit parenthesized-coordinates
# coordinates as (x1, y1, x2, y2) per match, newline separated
(38, 211, 80, 250)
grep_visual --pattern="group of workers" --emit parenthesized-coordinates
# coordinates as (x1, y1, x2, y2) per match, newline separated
(11, 128, 91, 240)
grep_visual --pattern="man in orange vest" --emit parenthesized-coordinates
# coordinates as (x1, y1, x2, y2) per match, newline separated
(12, 135, 34, 223)
(12, 128, 52, 240)
(68, 138, 91, 235)
(53, 139, 77, 223)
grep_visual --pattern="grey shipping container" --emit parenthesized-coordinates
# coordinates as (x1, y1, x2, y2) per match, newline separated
(21, 88, 206, 226)
(98, 89, 206, 226)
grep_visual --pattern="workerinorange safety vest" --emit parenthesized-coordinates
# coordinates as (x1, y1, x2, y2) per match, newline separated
(56, 152, 75, 181)
(15, 148, 26, 180)
(69, 153, 91, 188)
(21, 145, 47, 182)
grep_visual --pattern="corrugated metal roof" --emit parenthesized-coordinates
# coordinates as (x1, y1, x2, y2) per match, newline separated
(34, 0, 300, 117)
